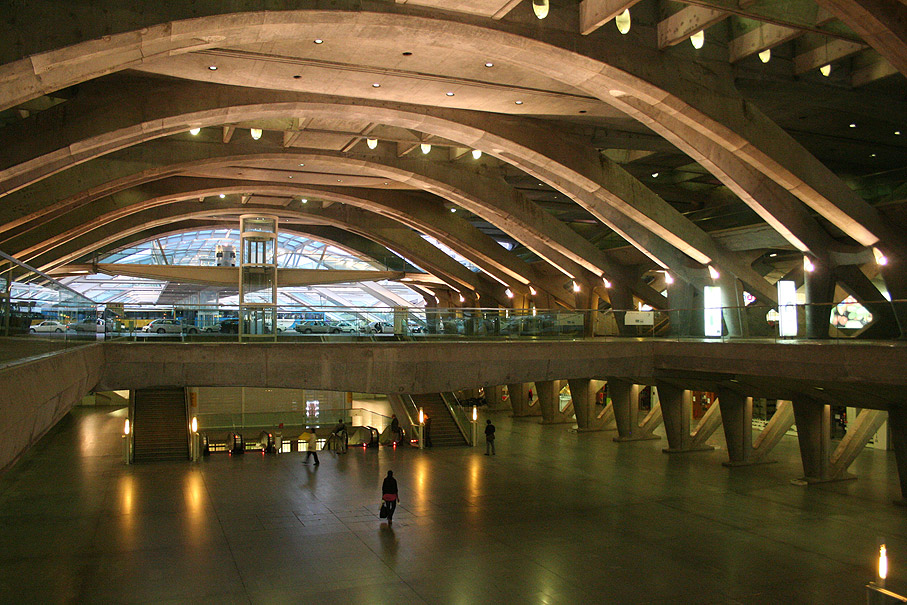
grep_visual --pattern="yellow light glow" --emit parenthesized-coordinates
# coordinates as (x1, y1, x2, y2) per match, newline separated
(421, 143, 432, 154)
(472, 405, 477, 421)
(804, 256, 815, 273)
(665, 272, 674, 285)
(820, 64, 831, 77)
(367, 138, 378, 149)
(505, 288, 514, 298)
(691, 30, 705, 50)
(191, 416, 198, 433)
(124, 419, 130, 435)
(758, 49, 771, 63)
(573, 281, 581, 293)
(250, 128, 263, 140)
(602, 278, 612, 288)
(189, 128, 201, 136)
(419, 407, 424, 424)
(708, 265, 720, 280)
(529, 286, 537, 296)
(532, 0, 549, 19)
(873, 247, 888, 266)
(615, 9, 631, 35)
(472, 149, 482, 159)
(532, 307, 537, 316)
(459, 294, 465, 303)
(880, 544, 888, 580)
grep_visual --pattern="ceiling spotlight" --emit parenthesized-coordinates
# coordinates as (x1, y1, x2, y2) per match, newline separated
(870, 153, 877, 157)
(532, 0, 549, 19)
(602, 278, 612, 288)
(219, 194, 226, 199)
(372, 83, 381, 88)
(572, 281, 581, 293)
(450, 207, 457, 213)
(514, 100, 524, 105)
(300, 198, 308, 204)
(314, 39, 323, 44)
(896, 131, 902, 136)
(505, 289, 514, 298)
(873, 247, 888, 266)
(820, 64, 832, 77)
(690, 30, 705, 50)
(803, 256, 815, 273)
(446, 92, 455, 97)
(298, 163, 305, 167)
(208, 65, 217, 71)
(288, 175, 293, 179)
(615, 9, 631, 35)
(485, 62, 494, 68)
(664, 272, 674, 285)
(366, 138, 378, 149)
(708, 265, 720, 280)
(250, 128, 263, 140)
(758, 49, 771, 63)
(421, 143, 432, 154)
(529, 286, 537, 296)
(651, 172, 659, 178)
(471, 149, 482, 159)
(189, 128, 201, 136)
(849, 123, 856, 128)
(459, 294, 465, 303)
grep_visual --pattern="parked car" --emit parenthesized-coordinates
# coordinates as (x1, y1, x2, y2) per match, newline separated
(295, 320, 341, 334)
(209, 318, 271, 334)
(30, 320, 66, 333)
(69, 318, 103, 333)
(334, 321, 356, 333)
(141, 318, 198, 334)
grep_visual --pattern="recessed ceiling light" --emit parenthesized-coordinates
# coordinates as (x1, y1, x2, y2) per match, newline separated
(288, 175, 293, 178)
(579, 110, 587, 114)
(769, 252, 777, 257)
(293, 75, 301, 79)
(219, 194, 226, 199)
(189, 128, 200, 136)
(298, 163, 305, 167)
(208, 65, 218, 71)
(485, 62, 494, 68)
(849, 123, 856, 128)
(446, 92, 455, 96)
(402, 51, 412, 56)
(301, 198, 308, 204)
(450, 208, 457, 213)
(372, 83, 381, 88)
(515, 100, 523, 105)
(896, 131, 902, 135)
(870, 153, 877, 157)
(337, 179, 343, 182)
(652, 172, 659, 178)
(314, 39, 323, 44)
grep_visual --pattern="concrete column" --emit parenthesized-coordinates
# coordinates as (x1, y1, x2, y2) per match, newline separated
(567, 378, 598, 431)
(667, 280, 698, 337)
(718, 274, 747, 338)
(791, 398, 832, 482)
(608, 284, 635, 336)
(885, 407, 907, 505)
(658, 383, 692, 451)
(610, 379, 659, 441)
(537, 380, 572, 424)
(488, 385, 506, 409)
(575, 283, 598, 338)
(718, 389, 755, 465)
(507, 382, 539, 417)
(804, 260, 835, 339)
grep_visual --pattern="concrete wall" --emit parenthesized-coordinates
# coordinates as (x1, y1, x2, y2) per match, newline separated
(0, 344, 104, 472)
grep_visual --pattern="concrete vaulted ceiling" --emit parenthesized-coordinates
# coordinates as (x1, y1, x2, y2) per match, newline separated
(0, 2, 905, 317)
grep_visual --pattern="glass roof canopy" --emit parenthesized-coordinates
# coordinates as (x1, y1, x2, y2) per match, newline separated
(55, 229, 431, 307)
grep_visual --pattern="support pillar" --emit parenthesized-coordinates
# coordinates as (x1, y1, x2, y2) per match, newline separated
(658, 383, 712, 452)
(609, 284, 636, 336)
(567, 378, 599, 432)
(508, 383, 539, 417)
(667, 280, 699, 337)
(718, 389, 759, 465)
(887, 407, 907, 505)
(718, 273, 747, 338)
(537, 380, 573, 424)
(791, 398, 838, 483)
(610, 379, 659, 441)
(804, 259, 835, 339)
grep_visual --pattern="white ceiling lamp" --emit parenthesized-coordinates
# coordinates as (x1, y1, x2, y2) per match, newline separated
(450, 207, 457, 213)
(873, 247, 888, 266)
(250, 128, 263, 140)
(459, 294, 466, 303)
(690, 30, 705, 50)
(615, 9, 631, 35)
(820, 64, 832, 77)
(664, 272, 674, 285)
(471, 149, 482, 159)
(529, 286, 537, 296)
(803, 256, 815, 273)
(189, 128, 200, 136)
(219, 194, 226, 199)
(602, 277, 612, 288)
(707, 264, 720, 280)
(758, 48, 771, 63)
(532, 0, 549, 19)
(505, 289, 514, 299)
(300, 198, 308, 204)
(366, 138, 378, 149)
(421, 143, 432, 154)
(572, 281, 581, 293)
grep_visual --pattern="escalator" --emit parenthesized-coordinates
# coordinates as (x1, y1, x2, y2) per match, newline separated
(132, 387, 189, 462)
(410, 393, 469, 447)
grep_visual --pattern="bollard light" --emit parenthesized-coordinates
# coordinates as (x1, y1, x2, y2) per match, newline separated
(419, 407, 424, 424)
(472, 405, 477, 421)
(124, 419, 130, 435)
(191, 416, 198, 433)
(880, 544, 888, 582)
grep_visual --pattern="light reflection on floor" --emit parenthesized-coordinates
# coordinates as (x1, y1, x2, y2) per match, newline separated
(0, 405, 905, 603)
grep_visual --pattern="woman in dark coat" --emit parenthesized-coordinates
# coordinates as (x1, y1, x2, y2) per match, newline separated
(381, 470, 400, 523)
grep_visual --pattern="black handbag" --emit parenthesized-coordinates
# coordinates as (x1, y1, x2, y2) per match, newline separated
(379, 501, 388, 518)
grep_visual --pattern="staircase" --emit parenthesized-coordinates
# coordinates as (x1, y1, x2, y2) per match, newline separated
(132, 388, 189, 462)
(411, 393, 468, 447)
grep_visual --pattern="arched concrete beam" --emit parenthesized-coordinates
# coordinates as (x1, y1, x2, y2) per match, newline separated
(0, 82, 774, 300)
(0, 9, 892, 261)
(27, 201, 511, 305)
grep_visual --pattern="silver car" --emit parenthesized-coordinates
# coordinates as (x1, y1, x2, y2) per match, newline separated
(142, 318, 199, 334)
(30, 320, 66, 333)
(295, 320, 342, 334)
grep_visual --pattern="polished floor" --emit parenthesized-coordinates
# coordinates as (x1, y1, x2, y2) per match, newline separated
(0, 406, 905, 604)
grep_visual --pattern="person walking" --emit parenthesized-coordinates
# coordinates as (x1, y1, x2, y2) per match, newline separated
(304, 428, 319, 465)
(484, 419, 495, 455)
(381, 470, 400, 523)
(424, 414, 432, 448)
(390, 414, 401, 444)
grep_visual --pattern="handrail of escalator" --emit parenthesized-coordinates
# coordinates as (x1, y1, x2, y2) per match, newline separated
(440, 392, 471, 444)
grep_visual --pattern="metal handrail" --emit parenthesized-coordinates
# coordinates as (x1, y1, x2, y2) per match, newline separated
(440, 392, 471, 444)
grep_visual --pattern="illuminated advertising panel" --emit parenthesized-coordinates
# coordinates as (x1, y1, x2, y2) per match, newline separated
(703, 286, 723, 337)
(777, 280, 798, 337)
